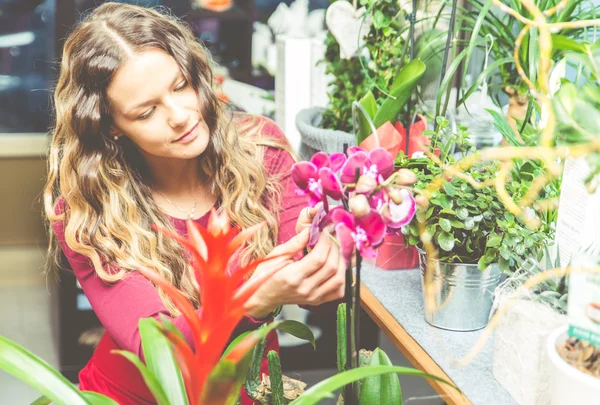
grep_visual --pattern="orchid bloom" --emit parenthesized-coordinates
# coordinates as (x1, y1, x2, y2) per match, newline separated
(291, 152, 346, 207)
(139, 210, 278, 405)
(383, 188, 417, 229)
(340, 147, 395, 192)
(332, 207, 386, 263)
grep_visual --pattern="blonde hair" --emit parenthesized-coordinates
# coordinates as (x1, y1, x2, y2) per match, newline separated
(44, 3, 289, 314)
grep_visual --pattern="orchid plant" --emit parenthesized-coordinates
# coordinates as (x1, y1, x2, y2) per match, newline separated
(291, 146, 418, 402)
(292, 147, 417, 265)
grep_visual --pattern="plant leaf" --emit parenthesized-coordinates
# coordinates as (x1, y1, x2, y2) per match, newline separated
(439, 218, 452, 233)
(113, 350, 170, 405)
(222, 331, 251, 360)
(359, 348, 402, 405)
(437, 232, 455, 252)
(357, 91, 378, 145)
(139, 318, 189, 405)
(486, 234, 502, 248)
(374, 59, 426, 128)
(0, 336, 95, 405)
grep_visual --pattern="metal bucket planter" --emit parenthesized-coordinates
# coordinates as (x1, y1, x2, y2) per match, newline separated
(295, 107, 356, 159)
(418, 249, 501, 331)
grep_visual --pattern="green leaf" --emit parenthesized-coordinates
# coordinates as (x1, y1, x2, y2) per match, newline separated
(222, 332, 251, 360)
(113, 351, 170, 405)
(359, 348, 402, 405)
(443, 181, 457, 197)
(82, 392, 123, 405)
(437, 232, 455, 252)
(486, 234, 503, 248)
(139, 318, 188, 405)
(456, 207, 469, 220)
(0, 336, 97, 405)
(356, 91, 378, 145)
(158, 314, 186, 342)
(552, 34, 587, 54)
(464, 217, 475, 230)
(374, 59, 426, 128)
(439, 218, 452, 233)
(30, 397, 52, 405)
(291, 366, 458, 405)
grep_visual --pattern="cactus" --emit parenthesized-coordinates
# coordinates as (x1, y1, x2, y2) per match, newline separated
(267, 350, 285, 405)
(244, 335, 266, 400)
(358, 347, 403, 405)
(337, 303, 347, 373)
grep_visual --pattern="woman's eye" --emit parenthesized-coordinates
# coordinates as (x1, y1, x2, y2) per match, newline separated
(137, 107, 155, 120)
(175, 80, 188, 92)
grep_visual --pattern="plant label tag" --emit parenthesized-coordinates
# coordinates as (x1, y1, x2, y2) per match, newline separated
(568, 254, 600, 346)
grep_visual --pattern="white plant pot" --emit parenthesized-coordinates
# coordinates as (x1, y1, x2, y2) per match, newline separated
(547, 325, 600, 405)
(493, 298, 567, 405)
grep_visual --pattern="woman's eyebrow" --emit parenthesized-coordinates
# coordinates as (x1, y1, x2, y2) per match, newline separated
(125, 72, 182, 114)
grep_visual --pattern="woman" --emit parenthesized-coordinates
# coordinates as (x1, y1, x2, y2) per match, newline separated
(44, 3, 345, 404)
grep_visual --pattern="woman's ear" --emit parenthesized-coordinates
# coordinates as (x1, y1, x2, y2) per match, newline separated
(109, 126, 123, 141)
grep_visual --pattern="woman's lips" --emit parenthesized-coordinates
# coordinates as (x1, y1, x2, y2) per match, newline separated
(175, 121, 199, 143)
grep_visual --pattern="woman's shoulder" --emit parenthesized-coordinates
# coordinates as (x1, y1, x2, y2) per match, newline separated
(233, 113, 287, 143)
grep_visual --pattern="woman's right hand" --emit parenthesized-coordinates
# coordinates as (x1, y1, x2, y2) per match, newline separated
(245, 228, 346, 319)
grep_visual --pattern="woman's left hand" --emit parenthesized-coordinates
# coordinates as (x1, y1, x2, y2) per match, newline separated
(295, 203, 322, 235)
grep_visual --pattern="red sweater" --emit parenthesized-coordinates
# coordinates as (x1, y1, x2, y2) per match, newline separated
(53, 119, 308, 404)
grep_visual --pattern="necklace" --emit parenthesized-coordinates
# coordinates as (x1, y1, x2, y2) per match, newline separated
(156, 191, 201, 219)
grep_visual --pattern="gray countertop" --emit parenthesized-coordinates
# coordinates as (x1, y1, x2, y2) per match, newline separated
(361, 264, 517, 405)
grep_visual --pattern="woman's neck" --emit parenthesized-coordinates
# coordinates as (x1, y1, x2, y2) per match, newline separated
(147, 156, 204, 197)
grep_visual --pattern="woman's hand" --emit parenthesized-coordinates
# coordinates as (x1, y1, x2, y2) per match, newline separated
(295, 203, 321, 234)
(246, 228, 346, 319)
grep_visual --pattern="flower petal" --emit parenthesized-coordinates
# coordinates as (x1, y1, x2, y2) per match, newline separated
(329, 152, 347, 172)
(335, 223, 355, 265)
(369, 148, 395, 180)
(346, 146, 365, 156)
(291, 162, 318, 190)
(310, 152, 330, 169)
(332, 207, 355, 230)
(369, 189, 387, 210)
(340, 152, 369, 184)
(319, 168, 344, 200)
(387, 189, 417, 228)
(356, 210, 386, 246)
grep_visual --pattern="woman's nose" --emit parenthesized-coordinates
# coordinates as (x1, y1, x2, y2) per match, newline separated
(166, 97, 189, 128)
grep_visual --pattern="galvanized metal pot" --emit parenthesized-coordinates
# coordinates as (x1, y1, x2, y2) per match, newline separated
(418, 249, 501, 331)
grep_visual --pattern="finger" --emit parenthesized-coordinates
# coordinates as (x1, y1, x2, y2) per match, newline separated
(290, 231, 332, 278)
(266, 228, 309, 262)
(296, 203, 322, 233)
(310, 247, 346, 302)
(305, 237, 339, 287)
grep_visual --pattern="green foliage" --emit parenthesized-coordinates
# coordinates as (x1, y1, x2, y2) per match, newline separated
(399, 119, 552, 271)
(267, 351, 285, 405)
(456, 0, 600, 107)
(244, 330, 265, 400)
(321, 0, 410, 132)
(336, 303, 347, 374)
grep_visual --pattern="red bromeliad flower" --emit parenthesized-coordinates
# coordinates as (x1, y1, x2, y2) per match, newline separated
(138, 210, 279, 405)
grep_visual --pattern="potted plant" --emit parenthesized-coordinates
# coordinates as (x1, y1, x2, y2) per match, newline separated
(296, 0, 442, 157)
(399, 118, 551, 331)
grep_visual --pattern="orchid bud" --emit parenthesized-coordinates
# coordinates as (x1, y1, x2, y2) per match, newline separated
(395, 169, 417, 186)
(389, 189, 404, 205)
(356, 175, 377, 194)
(415, 194, 429, 209)
(349, 194, 370, 217)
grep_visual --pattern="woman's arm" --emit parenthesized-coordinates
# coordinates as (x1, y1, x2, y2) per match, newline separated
(52, 218, 266, 357)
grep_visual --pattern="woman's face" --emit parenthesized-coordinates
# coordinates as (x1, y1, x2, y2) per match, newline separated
(106, 48, 210, 162)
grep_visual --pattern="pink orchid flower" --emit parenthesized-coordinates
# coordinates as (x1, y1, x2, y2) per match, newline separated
(383, 189, 417, 229)
(291, 152, 346, 207)
(332, 208, 386, 263)
(339, 147, 395, 191)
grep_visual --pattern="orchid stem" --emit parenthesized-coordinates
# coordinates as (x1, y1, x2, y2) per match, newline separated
(354, 253, 362, 385)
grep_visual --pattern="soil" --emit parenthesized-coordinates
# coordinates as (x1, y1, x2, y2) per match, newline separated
(557, 337, 600, 378)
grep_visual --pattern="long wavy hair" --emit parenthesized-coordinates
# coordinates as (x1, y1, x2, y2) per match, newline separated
(44, 3, 287, 314)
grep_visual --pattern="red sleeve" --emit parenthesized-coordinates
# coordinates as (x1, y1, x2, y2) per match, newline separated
(52, 202, 264, 357)
(259, 118, 309, 246)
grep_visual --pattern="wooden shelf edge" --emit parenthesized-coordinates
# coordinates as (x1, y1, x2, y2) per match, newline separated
(360, 283, 472, 405)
